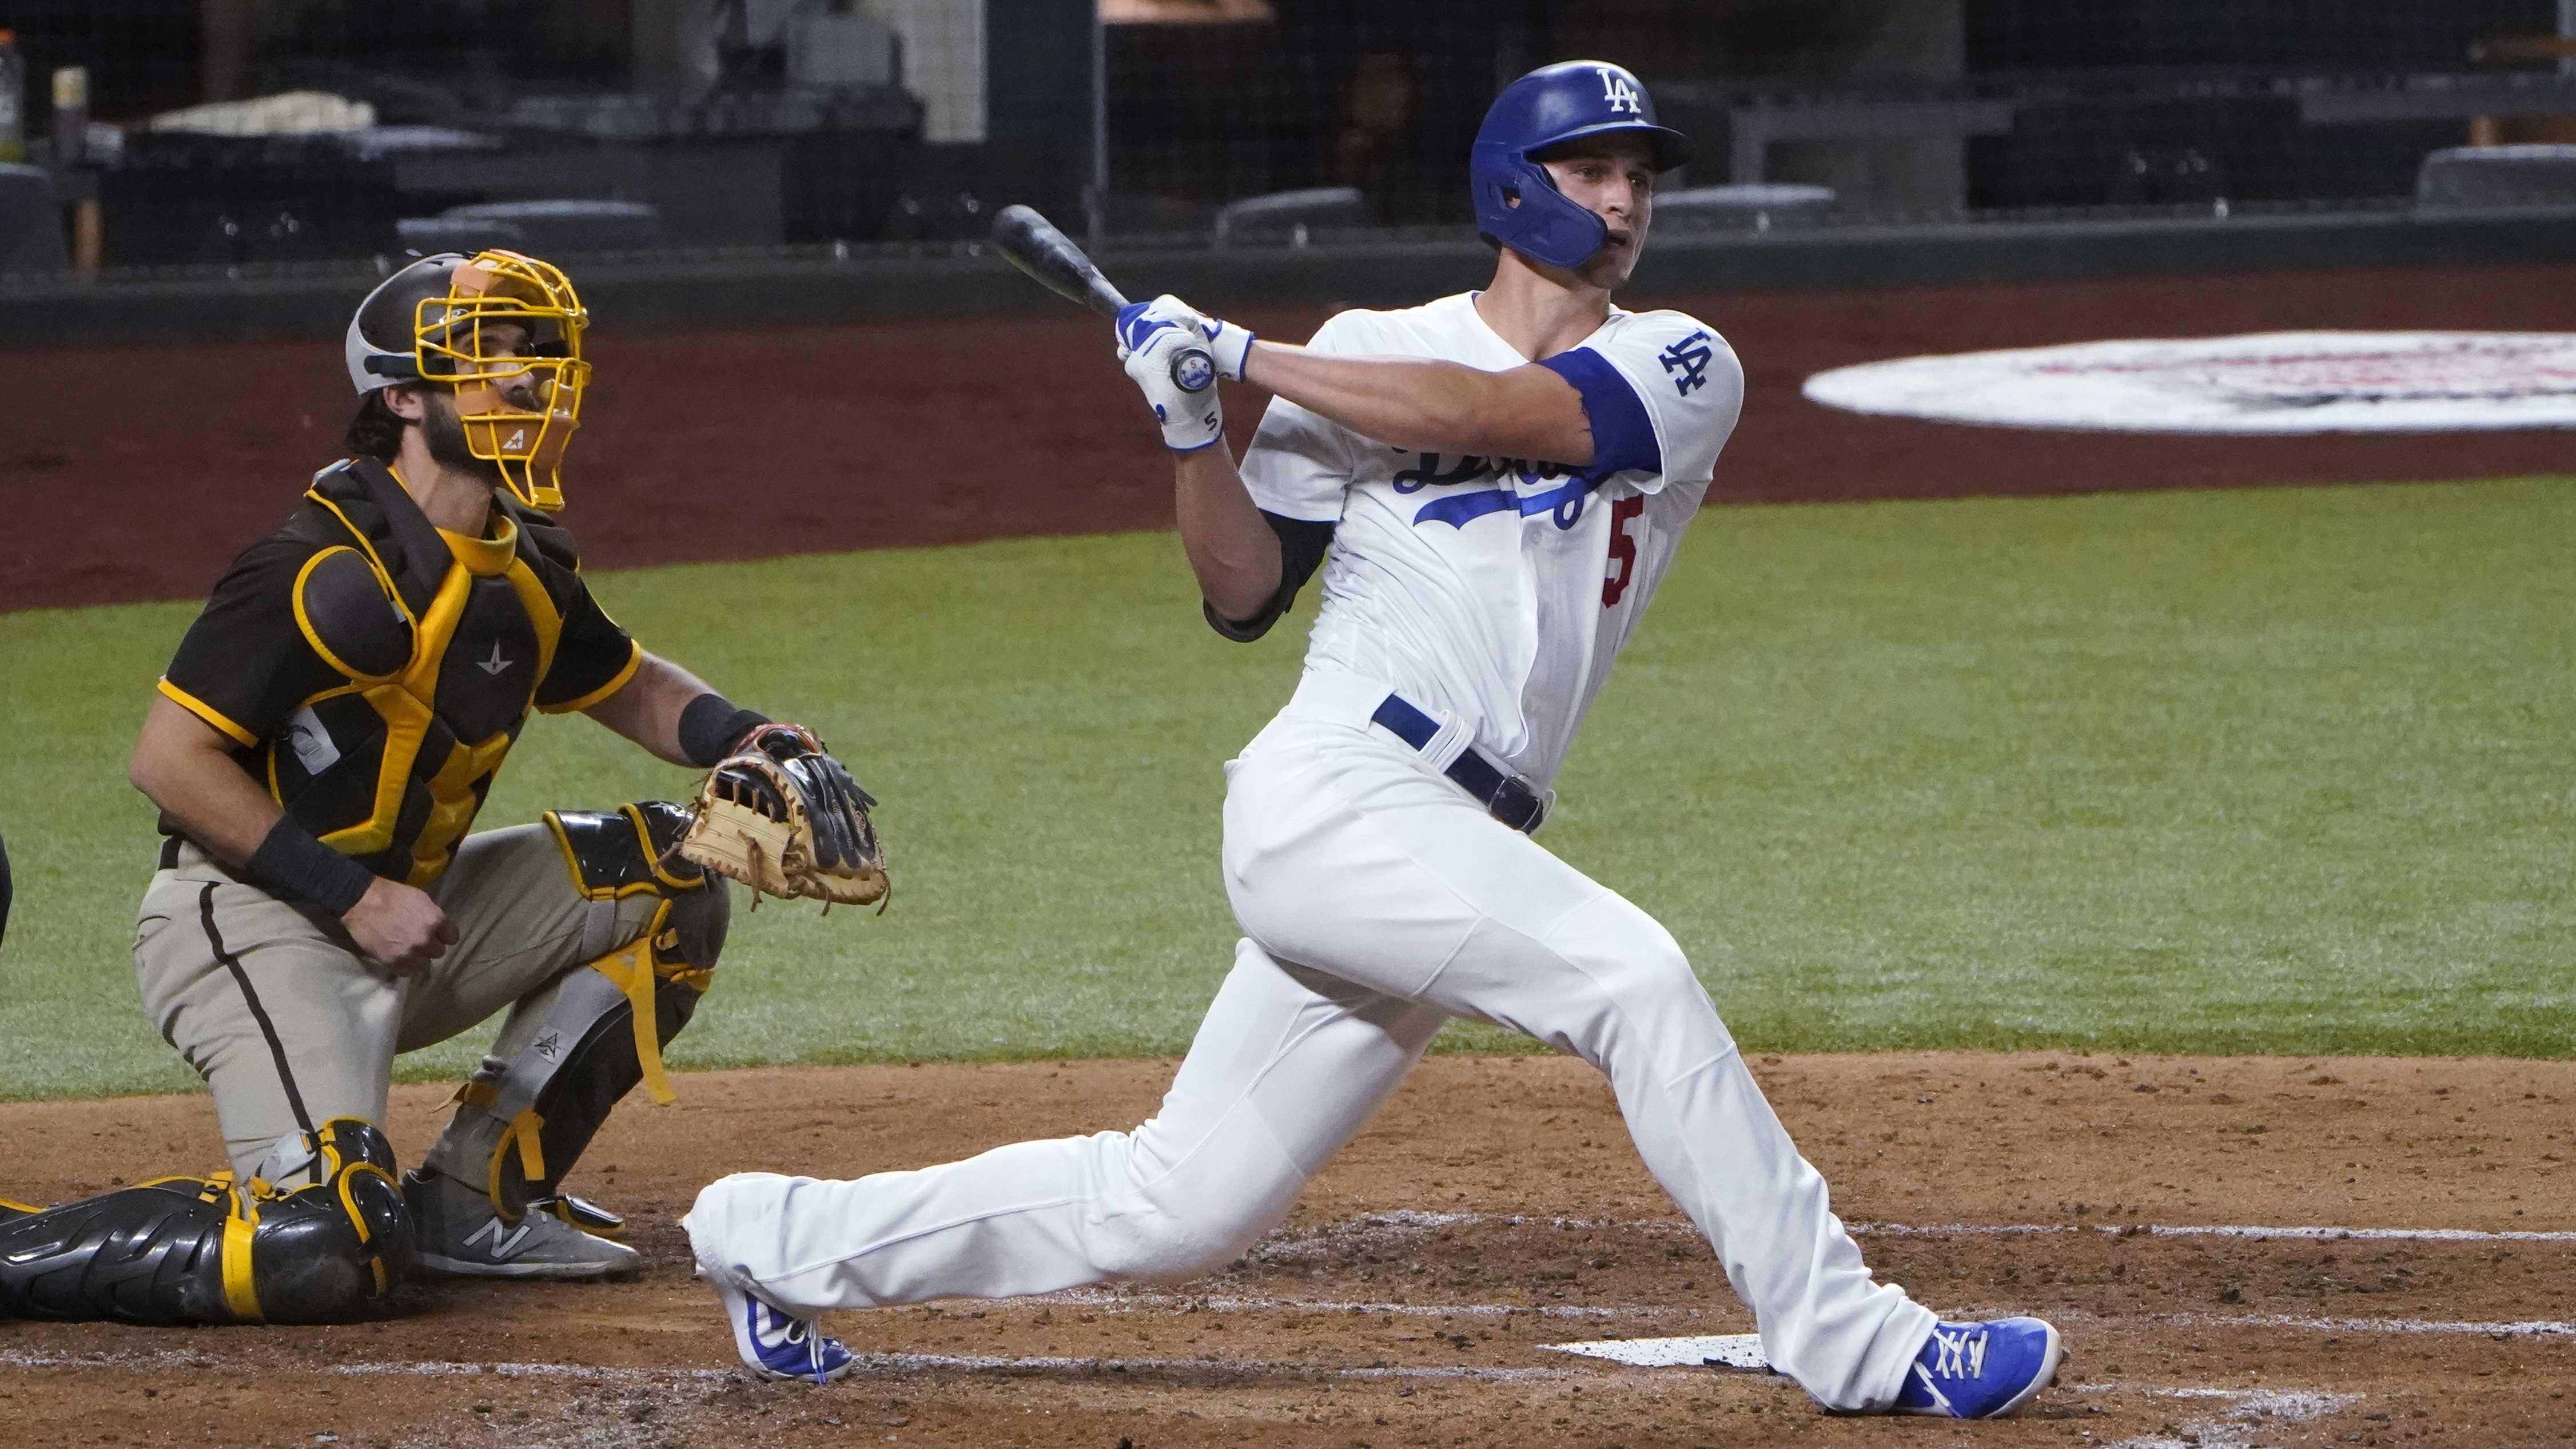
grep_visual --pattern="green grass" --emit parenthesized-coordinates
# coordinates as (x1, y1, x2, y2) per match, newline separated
(3, 478, 2572, 1100)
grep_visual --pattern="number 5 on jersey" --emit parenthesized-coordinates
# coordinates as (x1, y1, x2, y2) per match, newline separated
(1602, 494, 1646, 607)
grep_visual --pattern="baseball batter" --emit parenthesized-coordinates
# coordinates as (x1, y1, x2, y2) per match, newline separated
(0, 249, 875, 1327)
(686, 62, 2060, 1415)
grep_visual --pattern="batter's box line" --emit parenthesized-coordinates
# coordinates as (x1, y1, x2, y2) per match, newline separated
(1265, 1210, 2576, 1245)
(323, 1360, 734, 1382)
(2103, 1387, 2363, 1449)
(1021, 1286, 1698, 1320)
(1850, 1222, 2576, 1244)
(1538, 1308, 2573, 1380)
(832, 1351, 1579, 1385)
(1542, 1309, 2569, 1379)
(0, 1348, 731, 1386)
(2140, 1310, 2573, 1339)
(5, 1344, 1583, 1390)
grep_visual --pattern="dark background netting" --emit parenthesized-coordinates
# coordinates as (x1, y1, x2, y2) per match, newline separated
(0, 0, 2569, 272)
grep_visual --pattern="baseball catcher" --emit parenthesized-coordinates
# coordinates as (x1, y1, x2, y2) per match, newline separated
(0, 250, 881, 1327)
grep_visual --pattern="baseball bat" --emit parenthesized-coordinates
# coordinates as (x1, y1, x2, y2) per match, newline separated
(990, 204, 1129, 318)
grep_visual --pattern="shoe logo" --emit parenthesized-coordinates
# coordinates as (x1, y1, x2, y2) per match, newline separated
(532, 1030, 560, 1060)
(463, 1215, 537, 1260)
(475, 642, 515, 676)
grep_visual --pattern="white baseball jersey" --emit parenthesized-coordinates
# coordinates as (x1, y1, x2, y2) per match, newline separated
(1240, 292, 1745, 788)
(690, 288, 1940, 1411)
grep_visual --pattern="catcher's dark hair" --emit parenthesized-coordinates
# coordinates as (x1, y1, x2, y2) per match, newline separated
(344, 388, 409, 460)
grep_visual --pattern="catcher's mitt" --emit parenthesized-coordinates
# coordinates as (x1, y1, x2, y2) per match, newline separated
(675, 724, 887, 911)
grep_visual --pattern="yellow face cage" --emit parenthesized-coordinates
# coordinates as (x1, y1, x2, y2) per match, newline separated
(409, 249, 590, 513)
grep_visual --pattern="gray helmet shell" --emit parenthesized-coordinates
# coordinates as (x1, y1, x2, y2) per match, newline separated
(344, 253, 469, 395)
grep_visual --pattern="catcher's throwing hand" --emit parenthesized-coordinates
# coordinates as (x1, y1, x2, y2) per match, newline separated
(678, 723, 888, 910)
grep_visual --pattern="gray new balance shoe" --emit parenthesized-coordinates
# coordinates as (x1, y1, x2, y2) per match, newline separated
(403, 1169, 641, 1280)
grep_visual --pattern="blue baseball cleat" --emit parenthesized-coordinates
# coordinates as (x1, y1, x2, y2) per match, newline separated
(718, 1280, 855, 1384)
(1890, 1316, 2062, 1418)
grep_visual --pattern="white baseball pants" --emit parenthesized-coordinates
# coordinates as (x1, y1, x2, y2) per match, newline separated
(687, 671, 1935, 1411)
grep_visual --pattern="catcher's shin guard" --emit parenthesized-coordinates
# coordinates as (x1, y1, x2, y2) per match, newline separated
(0, 1118, 409, 1325)
(420, 802, 726, 1219)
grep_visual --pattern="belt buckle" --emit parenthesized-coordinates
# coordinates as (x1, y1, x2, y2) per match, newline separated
(1488, 775, 1548, 834)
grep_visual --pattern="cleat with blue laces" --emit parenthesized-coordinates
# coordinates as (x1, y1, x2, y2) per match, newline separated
(1891, 1316, 2062, 1418)
(717, 1279, 855, 1384)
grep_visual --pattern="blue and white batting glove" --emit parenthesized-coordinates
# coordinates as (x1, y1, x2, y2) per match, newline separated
(1116, 293, 1254, 381)
(1118, 310, 1224, 452)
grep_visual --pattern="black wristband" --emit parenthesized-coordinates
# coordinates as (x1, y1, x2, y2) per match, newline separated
(679, 693, 771, 769)
(246, 815, 378, 917)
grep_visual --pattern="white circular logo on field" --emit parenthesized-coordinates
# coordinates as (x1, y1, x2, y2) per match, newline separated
(1802, 331, 2576, 434)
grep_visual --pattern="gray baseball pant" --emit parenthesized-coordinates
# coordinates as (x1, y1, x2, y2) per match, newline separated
(133, 826, 664, 1179)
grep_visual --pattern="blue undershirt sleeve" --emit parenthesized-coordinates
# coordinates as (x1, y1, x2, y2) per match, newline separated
(1537, 346, 1663, 476)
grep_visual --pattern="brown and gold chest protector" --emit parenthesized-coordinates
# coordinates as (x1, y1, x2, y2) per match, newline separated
(162, 457, 638, 887)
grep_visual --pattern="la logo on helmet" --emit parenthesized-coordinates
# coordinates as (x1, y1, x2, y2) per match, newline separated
(1598, 67, 1641, 116)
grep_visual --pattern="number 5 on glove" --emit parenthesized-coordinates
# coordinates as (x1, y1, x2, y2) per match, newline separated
(676, 725, 889, 912)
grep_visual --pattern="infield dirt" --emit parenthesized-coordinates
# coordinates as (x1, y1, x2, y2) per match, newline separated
(2, 1052, 2569, 1447)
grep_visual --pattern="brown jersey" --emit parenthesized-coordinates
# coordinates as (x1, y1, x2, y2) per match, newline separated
(158, 457, 638, 887)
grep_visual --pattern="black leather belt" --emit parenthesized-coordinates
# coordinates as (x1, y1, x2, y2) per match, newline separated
(1368, 694, 1548, 834)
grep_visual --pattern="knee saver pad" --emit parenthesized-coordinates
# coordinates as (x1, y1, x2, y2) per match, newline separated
(546, 798, 727, 1013)
(0, 1118, 407, 1326)
(547, 801, 708, 901)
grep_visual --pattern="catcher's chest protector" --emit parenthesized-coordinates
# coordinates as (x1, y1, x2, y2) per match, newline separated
(235, 459, 611, 886)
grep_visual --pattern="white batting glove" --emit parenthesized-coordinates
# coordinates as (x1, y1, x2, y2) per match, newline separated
(1117, 297, 1224, 451)
(1118, 293, 1255, 381)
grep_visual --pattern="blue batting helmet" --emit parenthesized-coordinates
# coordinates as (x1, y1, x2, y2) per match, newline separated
(1470, 60, 1690, 270)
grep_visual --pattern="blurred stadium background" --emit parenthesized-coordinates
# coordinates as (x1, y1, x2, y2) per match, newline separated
(5, 2, 2575, 1084)
(6, 1, 2576, 333)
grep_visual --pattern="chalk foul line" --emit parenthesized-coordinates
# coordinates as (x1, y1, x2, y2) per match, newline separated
(829, 1351, 1571, 1384)
(1024, 1286, 1686, 1320)
(1297, 1208, 2576, 1245)
(1542, 1307, 2571, 1376)
(2105, 1388, 2362, 1449)
(1851, 1221, 2576, 1244)
(1542, 1333, 1770, 1370)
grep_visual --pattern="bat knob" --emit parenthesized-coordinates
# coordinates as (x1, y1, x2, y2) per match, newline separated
(1168, 346, 1217, 394)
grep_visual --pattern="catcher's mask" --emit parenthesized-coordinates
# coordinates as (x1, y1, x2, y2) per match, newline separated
(345, 250, 590, 512)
